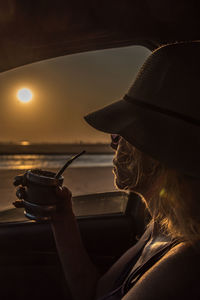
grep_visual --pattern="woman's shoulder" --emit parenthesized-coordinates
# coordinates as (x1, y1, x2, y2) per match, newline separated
(161, 240, 200, 273)
(123, 241, 200, 300)
(96, 225, 152, 299)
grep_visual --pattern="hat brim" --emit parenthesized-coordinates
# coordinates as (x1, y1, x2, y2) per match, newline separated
(84, 99, 138, 134)
(84, 98, 200, 179)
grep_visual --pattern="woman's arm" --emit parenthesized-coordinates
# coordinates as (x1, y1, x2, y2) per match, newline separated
(51, 187, 100, 300)
(51, 186, 152, 300)
(96, 224, 152, 299)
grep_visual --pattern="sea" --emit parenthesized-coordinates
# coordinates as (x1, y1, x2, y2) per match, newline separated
(0, 146, 116, 212)
(0, 154, 114, 170)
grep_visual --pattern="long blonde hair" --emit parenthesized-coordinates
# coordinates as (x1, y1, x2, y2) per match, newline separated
(151, 169, 200, 244)
(114, 138, 200, 244)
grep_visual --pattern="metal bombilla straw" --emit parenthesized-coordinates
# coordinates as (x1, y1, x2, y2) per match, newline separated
(55, 150, 86, 179)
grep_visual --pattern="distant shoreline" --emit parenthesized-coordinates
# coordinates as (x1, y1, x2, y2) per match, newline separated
(0, 143, 114, 154)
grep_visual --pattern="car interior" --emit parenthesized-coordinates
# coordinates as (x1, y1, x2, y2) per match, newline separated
(0, 191, 149, 299)
(0, 0, 199, 299)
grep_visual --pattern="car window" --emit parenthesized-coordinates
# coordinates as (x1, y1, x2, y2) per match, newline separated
(0, 46, 150, 217)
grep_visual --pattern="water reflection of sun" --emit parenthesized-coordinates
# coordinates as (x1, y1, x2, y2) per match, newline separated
(20, 141, 30, 146)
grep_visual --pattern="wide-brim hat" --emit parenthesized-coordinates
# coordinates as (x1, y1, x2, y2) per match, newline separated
(84, 41, 200, 179)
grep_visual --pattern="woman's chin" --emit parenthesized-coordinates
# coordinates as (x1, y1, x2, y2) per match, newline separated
(113, 166, 135, 190)
(114, 180, 126, 190)
(114, 176, 130, 190)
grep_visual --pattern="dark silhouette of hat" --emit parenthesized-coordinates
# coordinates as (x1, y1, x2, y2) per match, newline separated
(84, 41, 200, 178)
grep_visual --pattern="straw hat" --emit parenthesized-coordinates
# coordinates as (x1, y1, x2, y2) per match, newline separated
(84, 41, 200, 178)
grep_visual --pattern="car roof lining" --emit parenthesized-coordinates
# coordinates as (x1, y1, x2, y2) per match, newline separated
(0, 0, 199, 72)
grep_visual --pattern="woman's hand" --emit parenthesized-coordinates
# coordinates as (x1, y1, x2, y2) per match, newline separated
(52, 186, 75, 222)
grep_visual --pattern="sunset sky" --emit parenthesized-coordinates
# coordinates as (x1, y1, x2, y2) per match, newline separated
(0, 46, 150, 144)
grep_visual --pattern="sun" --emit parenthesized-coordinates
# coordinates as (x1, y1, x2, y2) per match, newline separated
(17, 88, 33, 103)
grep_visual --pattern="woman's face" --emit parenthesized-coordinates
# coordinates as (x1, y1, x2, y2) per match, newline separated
(112, 137, 137, 190)
(112, 136, 159, 195)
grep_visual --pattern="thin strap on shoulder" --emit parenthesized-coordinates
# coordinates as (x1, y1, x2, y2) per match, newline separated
(114, 224, 152, 288)
(122, 239, 179, 295)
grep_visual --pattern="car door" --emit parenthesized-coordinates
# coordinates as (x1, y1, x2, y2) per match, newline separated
(0, 191, 148, 299)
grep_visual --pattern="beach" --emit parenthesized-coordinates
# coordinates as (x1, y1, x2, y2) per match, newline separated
(0, 166, 117, 211)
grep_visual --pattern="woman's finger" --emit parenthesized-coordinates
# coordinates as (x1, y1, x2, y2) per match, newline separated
(16, 186, 27, 200)
(55, 186, 72, 199)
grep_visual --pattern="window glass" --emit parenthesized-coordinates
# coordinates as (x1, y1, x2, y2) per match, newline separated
(0, 46, 150, 215)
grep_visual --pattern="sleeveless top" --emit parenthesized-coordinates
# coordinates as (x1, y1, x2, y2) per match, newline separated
(98, 226, 179, 300)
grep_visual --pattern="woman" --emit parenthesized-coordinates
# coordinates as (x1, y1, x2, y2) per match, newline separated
(51, 41, 200, 299)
